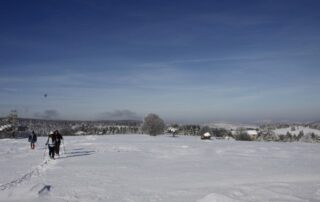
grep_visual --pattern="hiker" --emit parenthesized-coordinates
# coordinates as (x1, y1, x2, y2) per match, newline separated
(28, 130, 37, 149)
(46, 131, 56, 159)
(54, 130, 63, 156)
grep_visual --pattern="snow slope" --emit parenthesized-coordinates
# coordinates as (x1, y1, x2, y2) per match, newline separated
(1, 135, 320, 202)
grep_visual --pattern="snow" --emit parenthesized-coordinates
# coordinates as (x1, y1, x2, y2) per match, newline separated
(1, 135, 320, 202)
(74, 131, 86, 135)
(197, 193, 239, 202)
(246, 130, 258, 136)
(168, 127, 178, 133)
(0, 124, 11, 131)
(274, 126, 320, 136)
(205, 122, 258, 130)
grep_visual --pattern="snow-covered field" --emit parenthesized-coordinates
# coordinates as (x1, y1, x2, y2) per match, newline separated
(1, 135, 320, 202)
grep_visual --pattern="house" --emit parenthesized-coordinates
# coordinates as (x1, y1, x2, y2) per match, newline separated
(246, 130, 258, 140)
(201, 132, 211, 140)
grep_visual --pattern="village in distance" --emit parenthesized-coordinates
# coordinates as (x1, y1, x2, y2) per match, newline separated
(1, 110, 320, 143)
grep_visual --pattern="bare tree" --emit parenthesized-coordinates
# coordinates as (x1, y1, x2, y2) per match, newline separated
(141, 113, 165, 136)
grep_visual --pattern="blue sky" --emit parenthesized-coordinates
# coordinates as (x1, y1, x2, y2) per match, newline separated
(0, 0, 320, 123)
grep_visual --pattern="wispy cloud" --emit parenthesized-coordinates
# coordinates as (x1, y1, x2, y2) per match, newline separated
(193, 12, 275, 27)
(140, 50, 314, 66)
(1, 88, 19, 92)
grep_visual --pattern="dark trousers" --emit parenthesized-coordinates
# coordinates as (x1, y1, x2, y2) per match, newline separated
(55, 142, 61, 155)
(48, 146, 55, 159)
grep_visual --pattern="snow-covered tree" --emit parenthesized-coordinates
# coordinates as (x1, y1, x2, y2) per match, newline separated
(168, 125, 179, 137)
(297, 130, 304, 140)
(235, 128, 252, 141)
(141, 113, 165, 136)
(199, 126, 212, 139)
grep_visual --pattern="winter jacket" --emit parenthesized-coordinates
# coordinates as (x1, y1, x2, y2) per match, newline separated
(46, 134, 56, 147)
(55, 133, 63, 144)
(28, 133, 37, 143)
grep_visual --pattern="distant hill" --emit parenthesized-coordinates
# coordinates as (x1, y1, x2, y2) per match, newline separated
(204, 122, 259, 130)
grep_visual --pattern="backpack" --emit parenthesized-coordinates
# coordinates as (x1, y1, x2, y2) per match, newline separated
(47, 135, 56, 146)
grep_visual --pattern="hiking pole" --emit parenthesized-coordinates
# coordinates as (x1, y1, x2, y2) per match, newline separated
(62, 139, 66, 155)
(43, 145, 47, 161)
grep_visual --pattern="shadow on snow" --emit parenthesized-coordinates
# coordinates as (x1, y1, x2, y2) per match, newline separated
(58, 150, 95, 159)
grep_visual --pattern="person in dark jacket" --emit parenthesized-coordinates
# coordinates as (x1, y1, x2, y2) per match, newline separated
(46, 131, 56, 159)
(28, 131, 37, 149)
(54, 130, 63, 156)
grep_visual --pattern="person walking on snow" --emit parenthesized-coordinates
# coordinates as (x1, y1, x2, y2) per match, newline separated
(54, 130, 63, 156)
(28, 130, 37, 149)
(46, 131, 56, 159)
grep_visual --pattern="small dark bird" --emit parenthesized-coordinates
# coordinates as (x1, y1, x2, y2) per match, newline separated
(44, 94, 47, 98)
